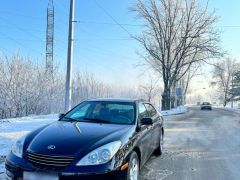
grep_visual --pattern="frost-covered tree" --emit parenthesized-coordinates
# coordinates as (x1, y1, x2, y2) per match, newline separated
(0, 53, 141, 119)
(213, 58, 240, 106)
(138, 77, 161, 103)
(230, 71, 240, 101)
(131, 0, 222, 110)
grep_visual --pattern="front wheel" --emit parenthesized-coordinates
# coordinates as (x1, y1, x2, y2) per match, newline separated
(127, 151, 139, 180)
(154, 131, 163, 156)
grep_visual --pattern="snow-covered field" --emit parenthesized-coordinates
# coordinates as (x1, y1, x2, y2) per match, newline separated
(0, 114, 58, 175)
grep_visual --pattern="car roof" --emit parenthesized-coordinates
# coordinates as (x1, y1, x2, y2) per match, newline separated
(87, 98, 144, 103)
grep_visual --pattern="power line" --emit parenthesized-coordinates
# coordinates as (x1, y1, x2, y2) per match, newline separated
(76, 25, 134, 41)
(0, 16, 44, 42)
(1, 8, 240, 29)
(77, 41, 138, 62)
(77, 24, 125, 41)
(77, 24, 107, 39)
(78, 53, 120, 73)
(75, 38, 134, 41)
(0, 37, 43, 41)
(218, 25, 240, 28)
(0, 31, 43, 55)
(0, 16, 67, 58)
(92, 0, 133, 37)
(75, 20, 143, 27)
(0, 10, 43, 20)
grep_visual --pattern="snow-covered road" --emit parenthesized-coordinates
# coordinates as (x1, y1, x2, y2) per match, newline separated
(139, 107, 240, 179)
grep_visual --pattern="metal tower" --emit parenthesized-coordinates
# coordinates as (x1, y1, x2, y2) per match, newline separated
(46, 0, 54, 76)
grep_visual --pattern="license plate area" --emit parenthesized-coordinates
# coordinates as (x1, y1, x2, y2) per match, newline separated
(23, 171, 58, 180)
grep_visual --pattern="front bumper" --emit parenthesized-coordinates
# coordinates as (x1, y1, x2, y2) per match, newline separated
(5, 152, 127, 180)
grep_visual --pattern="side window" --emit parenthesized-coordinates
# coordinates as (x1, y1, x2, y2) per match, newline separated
(144, 103, 157, 117)
(138, 103, 149, 120)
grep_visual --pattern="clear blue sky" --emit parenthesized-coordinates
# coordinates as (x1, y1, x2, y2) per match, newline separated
(0, 0, 240, 86)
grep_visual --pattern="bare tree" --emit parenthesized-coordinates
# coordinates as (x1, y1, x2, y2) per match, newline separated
(139, 77, 161, 102)
(182, 63, 201, 100)
(71, 72, 114, 107)
(212, 57, 240, 107)
(131, 0, 222, 110)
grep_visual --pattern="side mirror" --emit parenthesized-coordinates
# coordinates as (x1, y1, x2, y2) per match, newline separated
(141, 117, 153, 125)
(58, 113, 65, 119)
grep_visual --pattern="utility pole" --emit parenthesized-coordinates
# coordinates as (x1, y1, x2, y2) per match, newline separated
(65, 0, 75, 112)
(231, 73, 234, 108)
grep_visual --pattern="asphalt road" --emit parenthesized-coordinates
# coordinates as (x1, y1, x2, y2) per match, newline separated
(139, 107, 240, 180)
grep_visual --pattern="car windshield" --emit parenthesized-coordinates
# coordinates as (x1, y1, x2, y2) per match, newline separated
(62, 101, 135, 125)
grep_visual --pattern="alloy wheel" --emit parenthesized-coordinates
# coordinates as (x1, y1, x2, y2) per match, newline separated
(129, 156, 139, 180)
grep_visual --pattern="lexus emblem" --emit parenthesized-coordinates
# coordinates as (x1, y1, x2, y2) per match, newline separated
(47, 145, 56, 150)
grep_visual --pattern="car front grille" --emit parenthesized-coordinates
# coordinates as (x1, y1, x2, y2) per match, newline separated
(27, 151, 74, 169)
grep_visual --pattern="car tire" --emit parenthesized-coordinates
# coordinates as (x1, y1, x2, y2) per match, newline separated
(127, 151, 139, 180)
(154, 130, 163, 156)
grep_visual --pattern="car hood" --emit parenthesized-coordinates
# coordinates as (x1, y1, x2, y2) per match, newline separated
(27, 121, 131, 156)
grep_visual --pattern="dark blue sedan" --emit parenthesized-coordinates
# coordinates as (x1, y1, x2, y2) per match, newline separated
(5, 98, 164, 180)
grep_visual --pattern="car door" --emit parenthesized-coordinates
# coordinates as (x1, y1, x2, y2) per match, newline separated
(137, 102, 153, 165)
(144, 103, 162, 152)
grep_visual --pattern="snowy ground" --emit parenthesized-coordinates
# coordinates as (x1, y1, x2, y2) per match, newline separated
(161, 106, 188, 116)
(0, 114, 58, 176)
(220, 107, 240, 114)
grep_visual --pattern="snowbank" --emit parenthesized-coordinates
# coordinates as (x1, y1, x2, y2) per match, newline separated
(220, 107, 240, 114)
(0, 114, 58, 157)
(161, 106, 188, 116)
(0, 114, 58, 175)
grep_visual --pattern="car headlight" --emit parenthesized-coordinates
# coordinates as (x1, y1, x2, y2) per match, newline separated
(12, 136, 26, 158)
(76, 141, 121, 166)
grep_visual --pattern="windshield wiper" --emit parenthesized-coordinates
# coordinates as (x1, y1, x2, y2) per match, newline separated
(62, 117, 110, 123)
(62, 117, 78, 122)
(83, 118, 110, 123)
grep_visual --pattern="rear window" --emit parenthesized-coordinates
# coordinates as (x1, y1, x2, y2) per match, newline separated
(202, 102, 210, 105)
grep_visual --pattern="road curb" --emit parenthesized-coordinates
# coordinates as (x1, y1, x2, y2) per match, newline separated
(215, 107, 240, 114)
